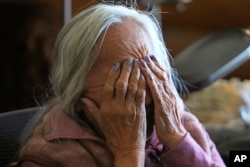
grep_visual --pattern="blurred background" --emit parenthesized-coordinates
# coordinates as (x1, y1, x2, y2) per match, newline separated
(0, 0, 249, 113)
(0, 0, 62, 112)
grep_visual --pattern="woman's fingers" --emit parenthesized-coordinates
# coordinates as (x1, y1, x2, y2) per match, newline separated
(126, 59, 145, 104)
(103, 63, 121, 101)
(81, 97, 100, 121)
(116, 58, 146, 124)
(81, 97, 104, 137)
(110, 58, 147, 107)
(135, 73, 146, 106)
(126, 59, 140, 101)
(149, 55, 165, 71)
(102, 58, 147, 117)
(142, 56, 167, 81)
(139, 56, 187, 147)
(98, 58, 147, 153)
(115, 58, 133, 100)
(139, 56, 176, 101)
(139, 59, 161, 102)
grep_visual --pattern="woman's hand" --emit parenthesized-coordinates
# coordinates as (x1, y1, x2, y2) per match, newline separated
(139, 56, 187, 148)
(81, 58, 147, 165)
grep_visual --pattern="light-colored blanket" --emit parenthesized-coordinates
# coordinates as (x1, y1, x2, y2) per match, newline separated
(185, 78, 250, 127)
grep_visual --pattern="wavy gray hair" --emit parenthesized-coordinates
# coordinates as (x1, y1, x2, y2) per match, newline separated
(50, 3, 179, 121)
(20, 2, 187, 146)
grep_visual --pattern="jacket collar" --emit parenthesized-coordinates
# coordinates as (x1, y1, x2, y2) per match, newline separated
(43, 105, 104, 144)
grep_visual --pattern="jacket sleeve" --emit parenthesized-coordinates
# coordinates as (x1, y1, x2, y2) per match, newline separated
(160, 132, 226, 167)
(18, 162, 47, 167)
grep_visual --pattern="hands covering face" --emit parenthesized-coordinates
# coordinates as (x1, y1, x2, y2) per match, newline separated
(82, 58, 147, 157)
(139, 56, 186, 148)
(81, 56, 187, 156)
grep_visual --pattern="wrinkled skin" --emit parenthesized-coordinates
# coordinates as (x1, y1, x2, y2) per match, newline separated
(79, 18, 208, 166)
(82, 59, 147, 165)
(138, 57, 186, 148)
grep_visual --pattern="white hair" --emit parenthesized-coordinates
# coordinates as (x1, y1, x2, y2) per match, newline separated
(19, 2, 187, 148)
(50, 3, 177, 122)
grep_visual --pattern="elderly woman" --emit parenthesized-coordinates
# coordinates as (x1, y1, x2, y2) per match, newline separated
(12, 2, 225, 167)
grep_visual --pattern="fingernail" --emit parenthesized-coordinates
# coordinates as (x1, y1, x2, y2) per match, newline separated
(113, 63, 120, 72)
(140, 59, 146, 68)
(149, 75, 153, 81)
(126, 58, 133, 66)
(150, 55, 158, 62)
(144, 56, 151, 63)
(133, 59, 138, 67)
(140, 73, 145, 80)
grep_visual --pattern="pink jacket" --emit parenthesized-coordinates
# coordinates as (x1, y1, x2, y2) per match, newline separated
(12, 106, 225, 167)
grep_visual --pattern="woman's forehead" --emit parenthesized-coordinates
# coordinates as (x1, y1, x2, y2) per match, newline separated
(95, 18, 153, 65)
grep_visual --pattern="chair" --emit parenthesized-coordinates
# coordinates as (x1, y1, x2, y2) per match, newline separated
(174, 28, 250, 92)
(0, 107, 39, 167)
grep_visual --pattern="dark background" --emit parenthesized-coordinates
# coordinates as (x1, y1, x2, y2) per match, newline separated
(0, 1, 62, 113)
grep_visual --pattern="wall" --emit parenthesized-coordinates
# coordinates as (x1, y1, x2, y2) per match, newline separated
(71, 0, 250, 78)
(161, 0, 250, 79)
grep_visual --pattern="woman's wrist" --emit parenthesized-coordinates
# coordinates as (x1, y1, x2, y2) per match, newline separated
(161, 131, 187, 149)
(114, 149, 145, 167)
